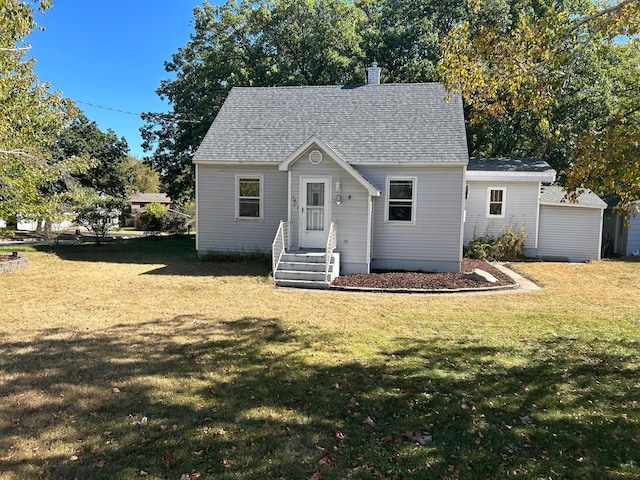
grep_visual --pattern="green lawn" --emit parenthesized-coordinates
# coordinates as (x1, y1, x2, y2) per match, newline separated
(1, 237, 639, 479)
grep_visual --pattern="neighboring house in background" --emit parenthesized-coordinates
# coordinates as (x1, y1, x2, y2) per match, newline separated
(601, 196, 640, 257)
(129, 193, 171, 214)
(16, 219, 75, 232)
(193, 65, 606, 287)
(125, 192, 172, 227)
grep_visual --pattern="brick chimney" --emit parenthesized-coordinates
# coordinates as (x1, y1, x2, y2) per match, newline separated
(366, 62, 381, 85)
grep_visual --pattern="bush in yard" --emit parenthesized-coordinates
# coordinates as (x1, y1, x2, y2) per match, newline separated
(136, 202, 167, 235)
(136, 203, 190, 235)
(162, 210, 189, 235)
(466, 224, 528, 261)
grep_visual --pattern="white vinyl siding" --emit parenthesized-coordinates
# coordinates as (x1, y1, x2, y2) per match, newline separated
(196, 165, 287, 253)
(626, 206, 640, 255)
(288, 147, 372, 274)
(386, 177, 417, 223)
(464, 181, 540, 254)
(236, 176, 263, 219)
(537, 205, 603, 262)
(363, 166, 465, 273)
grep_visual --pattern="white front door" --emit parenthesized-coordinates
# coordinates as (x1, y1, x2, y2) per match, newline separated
(300, 177, 331, 248)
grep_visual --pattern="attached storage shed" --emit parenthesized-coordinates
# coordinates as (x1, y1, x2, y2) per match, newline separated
(536, 186, 606, 262)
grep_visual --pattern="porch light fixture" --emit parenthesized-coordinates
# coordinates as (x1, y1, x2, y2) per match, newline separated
(335, 180, 342, 205)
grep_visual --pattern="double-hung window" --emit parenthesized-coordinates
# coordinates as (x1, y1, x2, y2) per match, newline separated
(386, 177, 416, 223)
(237, 176, 263, 220)
(487, 187, 506, 218)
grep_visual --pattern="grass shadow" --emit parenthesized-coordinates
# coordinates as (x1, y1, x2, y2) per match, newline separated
(0, 317, 638, 479)
(23, 236, 271, 277)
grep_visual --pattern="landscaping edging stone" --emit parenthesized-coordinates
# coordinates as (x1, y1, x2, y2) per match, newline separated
(329, 281, 519, 294)
(0, 252, 28, 273)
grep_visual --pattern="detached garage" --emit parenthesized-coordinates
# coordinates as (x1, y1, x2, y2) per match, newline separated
(536, 186, 606, 262)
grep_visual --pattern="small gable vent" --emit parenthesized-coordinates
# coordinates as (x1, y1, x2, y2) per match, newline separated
(308, 150, 323, 165)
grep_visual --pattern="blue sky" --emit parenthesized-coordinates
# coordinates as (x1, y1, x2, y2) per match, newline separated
(29, 1, 216, 158)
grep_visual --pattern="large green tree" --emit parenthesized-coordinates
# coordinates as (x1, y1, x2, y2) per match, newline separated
(142, 0, 368, 202)
(145, 0, 640, 211)
(56, 114, 134, 197)
(0, 0, 88, 220)
(437, 0, 640, 212)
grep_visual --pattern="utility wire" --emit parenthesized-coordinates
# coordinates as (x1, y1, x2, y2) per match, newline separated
(75, 100, 201, 123)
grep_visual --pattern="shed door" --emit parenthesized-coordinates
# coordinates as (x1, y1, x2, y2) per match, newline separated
(300, 177, 330, 248)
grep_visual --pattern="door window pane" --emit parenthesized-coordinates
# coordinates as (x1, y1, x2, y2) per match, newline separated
(306, 182, 324, 231)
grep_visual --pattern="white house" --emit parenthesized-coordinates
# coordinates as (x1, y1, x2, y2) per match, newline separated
(465, 159, 606, 262)
(193, 66, 605, 288)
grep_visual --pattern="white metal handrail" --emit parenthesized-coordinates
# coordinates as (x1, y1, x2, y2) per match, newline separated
(271, 220, 289, 277)
(325, 222, 337, 281)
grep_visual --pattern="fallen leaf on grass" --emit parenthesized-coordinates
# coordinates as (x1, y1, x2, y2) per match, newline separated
(363, 416, 376, 427)
(95, 459, 105, 468)
(318, 454, 335, 466)
(139, 470, 148, 477)
(69, 455, 79, 462)
(309, 473, 323, 480)
(317, 447, 336, 466)
(112, 387, 120, 393)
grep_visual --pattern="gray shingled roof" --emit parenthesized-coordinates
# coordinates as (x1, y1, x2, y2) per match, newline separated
(468, 157, 554, 173)
(130, 193, 171, 204)
(193, 83, 468, 165)
(539, 186, 607, 209)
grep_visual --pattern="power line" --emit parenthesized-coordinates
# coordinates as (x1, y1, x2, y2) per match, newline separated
(75, 100, 201, 123)
(75, 100, 141, 117)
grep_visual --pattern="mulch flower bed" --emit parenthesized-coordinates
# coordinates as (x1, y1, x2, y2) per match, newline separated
(331, 258, 516, 291)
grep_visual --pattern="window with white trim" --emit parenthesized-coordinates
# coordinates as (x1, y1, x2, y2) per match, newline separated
(386, 177, 416, 223)
(237, 176, 263, 219)
(487, 187, 506, 218)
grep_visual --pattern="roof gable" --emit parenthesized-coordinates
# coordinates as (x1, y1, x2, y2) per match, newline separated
(279, 135, 380, 196)
(193, 83, 469, 165)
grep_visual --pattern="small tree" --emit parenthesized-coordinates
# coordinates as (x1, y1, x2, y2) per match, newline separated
(75, 195, 124, 246)
(137, 202, 167, 235)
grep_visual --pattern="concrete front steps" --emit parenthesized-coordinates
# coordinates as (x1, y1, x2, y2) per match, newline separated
(274, 251, 340, 289)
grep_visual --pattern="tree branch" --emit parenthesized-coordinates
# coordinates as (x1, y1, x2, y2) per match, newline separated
(565, 0, 637, 35)
(0, 149, 41, 161)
